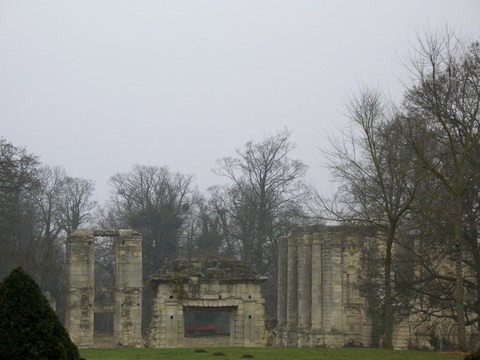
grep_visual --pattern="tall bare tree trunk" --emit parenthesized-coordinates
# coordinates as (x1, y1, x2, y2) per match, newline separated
(383, 227, 395, 349)
(454, 193, 467, 351)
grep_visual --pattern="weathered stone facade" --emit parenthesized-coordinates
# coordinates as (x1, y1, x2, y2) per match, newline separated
(276, 225, 478, 350)
(276, 225, 374, 348)
(65, 229, 143, 348)
(146, 256, 268, 348)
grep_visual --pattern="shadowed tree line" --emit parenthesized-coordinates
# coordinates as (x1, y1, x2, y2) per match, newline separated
(0, 139, 96, 319)
(0, 128, 309, 325)
(0, 27, 479, 351)
(315, 28, 480, 350)
(0, 267, 84, 359)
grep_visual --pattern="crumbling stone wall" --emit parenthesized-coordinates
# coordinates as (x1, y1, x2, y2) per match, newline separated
(65, 229, 143, 348)
(276, 226, 374, 348)
(146, 256, 268, 348)
(276, 225, 478, 350)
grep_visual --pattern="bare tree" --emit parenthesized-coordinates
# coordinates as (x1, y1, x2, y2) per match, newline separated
(59, 176, 96, 234)
(401, 28, 480, 350)
(214, 129, 308, 317)
(103, 164, 198, 328)
(0, 139, 39, 278)
(0, 142, 97, 323)
(105, 164, 198, 275)
(31, 166, 67, 287)
(395, 171, 461, 350)
(318, 88, 418, 348)
(25, 165, 97, 319)
(464, 175, 480, 330)
(183, 195, 228, 258)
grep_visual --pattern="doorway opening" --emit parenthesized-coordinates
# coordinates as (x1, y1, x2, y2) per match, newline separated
(94, 312, 114, 347)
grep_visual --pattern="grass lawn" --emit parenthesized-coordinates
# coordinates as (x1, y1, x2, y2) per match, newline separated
(80, 347, 465, 360)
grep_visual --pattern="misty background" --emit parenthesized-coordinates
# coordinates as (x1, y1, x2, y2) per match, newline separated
(2, 1, 479, 201)
(2, 2, 480, 349)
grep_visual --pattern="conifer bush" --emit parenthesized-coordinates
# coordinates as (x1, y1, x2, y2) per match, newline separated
(465, 350, 480, 360)
(0, 267, 83, 360)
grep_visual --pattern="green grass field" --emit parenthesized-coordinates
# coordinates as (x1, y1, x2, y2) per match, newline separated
(80, 347, 465, 360)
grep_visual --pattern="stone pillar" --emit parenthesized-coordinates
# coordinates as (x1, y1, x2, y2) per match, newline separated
(361, 313, 373, 347)
(145, 289, 161, 348)
(297, 230, 312, 347)
(276, 237, 288, 345)
(243, 299, 256, 346)
(392, 319, 410, 349)
(310, 232, 323, 346)
(329, 235, 345, 346)
(66, 229, 95, 347)
(114, 230, 143, 347)
(286, 234, 298, 346)
(234, 303, 245, 346)
(321, 235, 333, 336)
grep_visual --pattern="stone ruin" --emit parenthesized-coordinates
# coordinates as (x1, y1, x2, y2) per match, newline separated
(276, 225, 479, 350)
(65, 230, 269, 349)
(276, 225, 374, 348)
(65, 229, 143, 348)
(65, 226, 479, 350)
(146, 256, 269, 348)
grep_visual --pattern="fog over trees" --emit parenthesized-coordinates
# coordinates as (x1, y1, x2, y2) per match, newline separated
(1, 27, 479, 350)
(317, 88, 418, 348)
(314, 28, 480, 350)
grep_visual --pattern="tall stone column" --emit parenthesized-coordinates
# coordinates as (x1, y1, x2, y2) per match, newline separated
(321, 234, 333, 337)
(297, 230, 312, 347)
(276, 236, 288, 345)
(310, 232, 323, 346)
(286, 234, 298, 346)
(65, 229, 95, 347)
(114, 229, 143, 347)
(329, 234, 345, 346)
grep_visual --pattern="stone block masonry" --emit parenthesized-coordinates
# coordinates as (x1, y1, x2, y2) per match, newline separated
(275, 225, 479, 350)
(65, 229, 143, 348)
(146, 256, 269, 348)
(276, 225, 374, 348)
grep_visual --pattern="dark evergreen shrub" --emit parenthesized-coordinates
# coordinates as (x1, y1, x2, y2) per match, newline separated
(465, 349, 480, 360)
(0, 267, 83, 360)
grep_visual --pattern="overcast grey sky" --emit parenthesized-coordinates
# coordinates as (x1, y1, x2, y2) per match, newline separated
(1, 1, 479, 202)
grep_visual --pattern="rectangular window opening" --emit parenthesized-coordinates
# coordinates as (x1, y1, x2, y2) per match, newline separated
(183, 306, 235, 338)
(94, 312, 114, 335)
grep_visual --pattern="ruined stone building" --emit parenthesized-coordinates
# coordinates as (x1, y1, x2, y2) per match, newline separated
(65, 225, 477, 350)
(146, 256, 268, 348)
(65, 229, 143, 348)
(276, 225, 376, 348)
(65, 229, 269, 349)
(276, 225, 478, 350)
